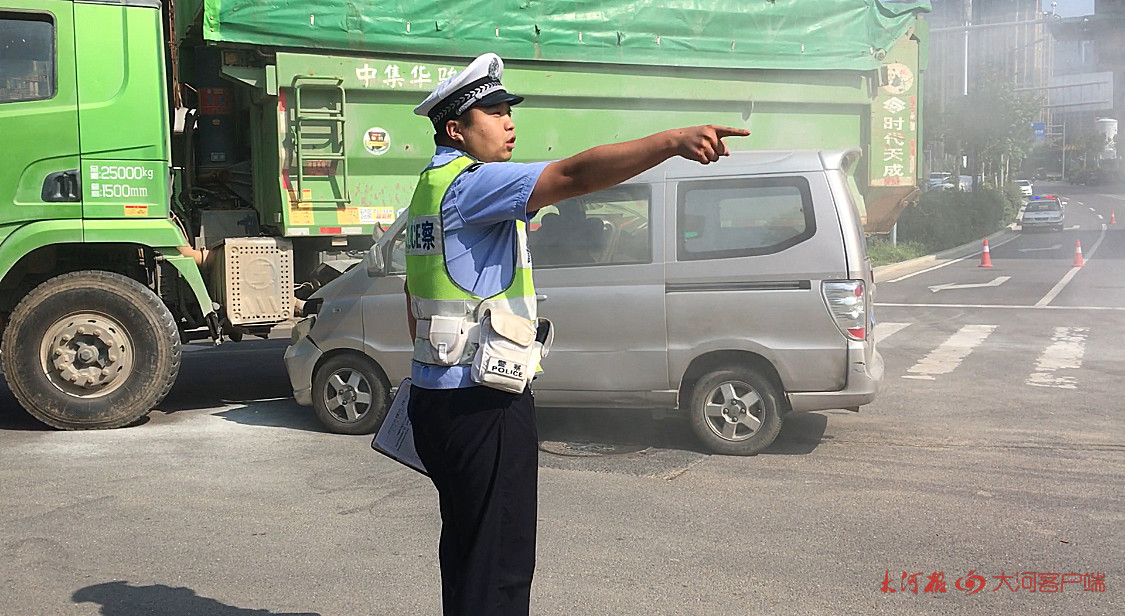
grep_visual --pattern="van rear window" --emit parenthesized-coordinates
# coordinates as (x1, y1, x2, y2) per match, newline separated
(677, 176, 815, 260)
(0, 14, 55, 104)
(1026, 200, 1060, 212)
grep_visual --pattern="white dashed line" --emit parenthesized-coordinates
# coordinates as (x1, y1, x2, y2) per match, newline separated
(876, 303, 1125, 311)
(1027, 327, 1088, 389)
(903, 324, 996, 381)
(874, 322, 911, 344)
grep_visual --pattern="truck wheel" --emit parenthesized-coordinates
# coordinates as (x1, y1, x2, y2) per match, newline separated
(1, 271, 180, 429)
(688, 367, 782, 455)
(312, 353, 390, 435)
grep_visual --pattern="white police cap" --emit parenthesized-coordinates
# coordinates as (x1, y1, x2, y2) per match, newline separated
(414, 53, 524, 128)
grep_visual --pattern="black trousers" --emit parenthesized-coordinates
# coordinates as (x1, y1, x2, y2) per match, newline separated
(408, 384, 538, 616)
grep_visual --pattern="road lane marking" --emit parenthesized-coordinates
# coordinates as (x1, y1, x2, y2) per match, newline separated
(903, 324, 996, 380)
(1035, 223, 1108, 307)
(1099, 194, 1125, 202)
(1019, 244, 1061, 252)
(928, 276, 1010, 293)
(1089, 207, 1097, 212)
(876, 302, 1125, 311)
(1027, 327, 1089, 389)
(875, 322, 910, 344)
(885, 234, 1021, 283)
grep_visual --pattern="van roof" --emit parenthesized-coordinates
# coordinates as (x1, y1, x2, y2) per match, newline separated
(634, 148, 863, 182)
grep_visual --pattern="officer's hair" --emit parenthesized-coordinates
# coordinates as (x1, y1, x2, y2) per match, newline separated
(433, 113, 474, 146)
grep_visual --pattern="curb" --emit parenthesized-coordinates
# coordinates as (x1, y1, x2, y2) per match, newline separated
(873, 226, 1017, 283)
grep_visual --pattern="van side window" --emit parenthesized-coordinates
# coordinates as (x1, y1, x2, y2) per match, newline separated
(677, 177, 815, 260)
(0, 14, 55, 104)
(529, 185, 651, 268)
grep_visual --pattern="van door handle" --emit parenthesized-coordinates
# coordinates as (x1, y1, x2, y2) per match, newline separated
(42, 170, 80, 202)
(535, 294, 548, 302)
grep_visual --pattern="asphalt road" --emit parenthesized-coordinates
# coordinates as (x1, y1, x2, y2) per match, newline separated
(0, 182, 1121, 615)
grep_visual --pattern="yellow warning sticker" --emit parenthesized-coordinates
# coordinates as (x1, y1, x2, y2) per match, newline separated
(290, 208, 314, 226)
(124, 205, 148, 217)
(337, 208, 361, 225)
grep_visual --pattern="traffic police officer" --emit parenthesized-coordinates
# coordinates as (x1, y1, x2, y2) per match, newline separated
(406, 53, 747, 616)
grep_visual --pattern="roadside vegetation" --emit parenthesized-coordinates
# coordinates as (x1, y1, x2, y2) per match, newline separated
(867, 184, 1024, 267)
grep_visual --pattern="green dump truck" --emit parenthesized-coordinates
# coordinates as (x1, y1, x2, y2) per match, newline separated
(0, 0, 929, 429)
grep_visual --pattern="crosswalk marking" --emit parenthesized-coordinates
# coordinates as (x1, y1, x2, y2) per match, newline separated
(1027, 327, 1089, 389)
(903, 324, 996, 381)
(875, 322, 911, 344)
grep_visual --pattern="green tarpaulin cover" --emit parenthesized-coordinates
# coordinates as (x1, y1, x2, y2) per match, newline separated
(182, 0, 929, 71)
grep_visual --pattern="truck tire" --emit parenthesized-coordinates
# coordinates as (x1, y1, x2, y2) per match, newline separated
(688, 367, 783, 456)
(1, 271, 180, 430)
(312, 353, 390, 435)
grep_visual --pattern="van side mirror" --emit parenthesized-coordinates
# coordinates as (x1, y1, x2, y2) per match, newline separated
(365, 244, 386, 277)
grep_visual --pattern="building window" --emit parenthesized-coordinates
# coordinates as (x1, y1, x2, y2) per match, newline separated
(0, 13, 55, 104)
(1080, 40, 1094, 66)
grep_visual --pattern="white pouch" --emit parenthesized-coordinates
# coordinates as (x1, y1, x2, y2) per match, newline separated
(425, 315, 471, 366)
(531, 318, 555, 377)
(471, 310, 538, 393)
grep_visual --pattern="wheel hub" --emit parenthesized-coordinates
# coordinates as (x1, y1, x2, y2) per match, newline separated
(42, 314, 134, 396)
(724, 400, 748, 421)
(339, 387, 357, 404)
(323, 368, 373, 423)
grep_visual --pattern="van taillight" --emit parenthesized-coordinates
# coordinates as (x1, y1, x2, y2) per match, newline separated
(822, 280, 866, 341)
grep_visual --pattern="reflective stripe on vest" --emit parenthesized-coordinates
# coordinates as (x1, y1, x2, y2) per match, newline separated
(406, 155, 536, 367)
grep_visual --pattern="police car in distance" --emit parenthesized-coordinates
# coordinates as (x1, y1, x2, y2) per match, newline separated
(1020, 195, 1065, 232)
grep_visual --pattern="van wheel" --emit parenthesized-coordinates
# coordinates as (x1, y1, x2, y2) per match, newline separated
(312, 353, 390, 435)
(689, 367, 782, 455)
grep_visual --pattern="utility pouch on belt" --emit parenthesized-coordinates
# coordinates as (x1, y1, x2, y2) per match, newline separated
(472, 310, 553, 393)
(532, 318, 555, 375)
(426, 315, 472, 366)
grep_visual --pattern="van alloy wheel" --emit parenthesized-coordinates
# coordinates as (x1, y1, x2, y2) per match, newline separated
(312, 353, 390, 435)
(322, 367, 374, 423)
(688, 367, 782, 455)
(702, 379, 763, 442)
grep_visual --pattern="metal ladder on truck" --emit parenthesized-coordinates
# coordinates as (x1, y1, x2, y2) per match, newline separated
(292, 76, 350, 205)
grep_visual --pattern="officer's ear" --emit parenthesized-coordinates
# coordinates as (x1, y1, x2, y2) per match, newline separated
(445, 119, 465, 146)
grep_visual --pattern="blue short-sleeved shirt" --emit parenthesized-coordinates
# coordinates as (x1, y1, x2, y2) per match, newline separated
(411, 146, 550, 389)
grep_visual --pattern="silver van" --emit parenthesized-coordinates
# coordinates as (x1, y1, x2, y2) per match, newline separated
(284, 149, 883, 455)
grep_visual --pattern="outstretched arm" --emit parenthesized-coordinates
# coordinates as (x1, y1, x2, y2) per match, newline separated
(527, 125, 749, 213)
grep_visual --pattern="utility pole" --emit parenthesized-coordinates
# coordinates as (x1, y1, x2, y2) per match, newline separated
(962, 0, 972, 96)
(1061, 119, 1066, 180)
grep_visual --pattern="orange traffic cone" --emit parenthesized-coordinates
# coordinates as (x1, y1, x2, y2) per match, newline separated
(978, 238, 993, 268)
(1073, 240, 1085, 267)
(1111, 210, 1117, 225)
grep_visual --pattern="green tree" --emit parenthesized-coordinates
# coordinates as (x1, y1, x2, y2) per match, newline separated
(944, 68, 1042, 187)
(1072, 131, 1109, 169)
